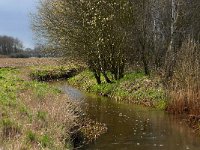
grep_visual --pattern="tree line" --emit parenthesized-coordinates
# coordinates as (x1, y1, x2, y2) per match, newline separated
(0, 35, 23, 55)
(32, 0, 200, 84)
(0, 35, 49, 58)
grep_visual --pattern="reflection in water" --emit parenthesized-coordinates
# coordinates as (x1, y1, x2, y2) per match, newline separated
(56, 82, 200, 150)
(57, 84, 84, 101)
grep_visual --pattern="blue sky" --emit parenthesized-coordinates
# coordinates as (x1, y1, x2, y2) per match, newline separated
(0, 0, 38, 48)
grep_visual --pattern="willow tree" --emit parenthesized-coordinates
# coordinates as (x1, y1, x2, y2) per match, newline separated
(32, 0, 134, 84)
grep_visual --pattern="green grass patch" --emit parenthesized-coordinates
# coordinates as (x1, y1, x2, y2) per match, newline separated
(26, 131, 52, 148)
(26, 130, 37, 143)
(0, 67, 59, 106)
(37, 111, 47, 121)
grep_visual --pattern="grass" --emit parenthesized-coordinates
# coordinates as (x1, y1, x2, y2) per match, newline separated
(0, 67, 78, 149)
(30, 64, 84, 81)
(1, 118, 22, 139)
(25, 131, 52, 148)
(166, 40, 200, 131)
(68, 70, 167, 109)
(0, 65, 107, 149)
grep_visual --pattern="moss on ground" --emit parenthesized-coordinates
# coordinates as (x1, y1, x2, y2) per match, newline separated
(68, 70, 167, 109)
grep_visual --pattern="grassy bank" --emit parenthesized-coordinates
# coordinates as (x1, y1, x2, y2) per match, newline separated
(68, 70, 167, 109)
(0, 67, 79, 149)
(0, 64, 108, 149)
(30, 64, 84, 81)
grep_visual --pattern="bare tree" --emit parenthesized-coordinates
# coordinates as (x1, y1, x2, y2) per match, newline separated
(0, 35, 23, 55)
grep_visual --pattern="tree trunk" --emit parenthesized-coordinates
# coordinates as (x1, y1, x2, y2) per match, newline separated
(165, 0, 178, 80)
(102, 72, 112, 83)
(142, 56, 150, 75)
(94, 71, 101, 84)
(140, 43, 150, 75)
(118, 61, 125, 79)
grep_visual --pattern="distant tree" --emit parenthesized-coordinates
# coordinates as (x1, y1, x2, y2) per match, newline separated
(0, 35, 23, 55)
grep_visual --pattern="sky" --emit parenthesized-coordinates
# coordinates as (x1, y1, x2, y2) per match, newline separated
(0, 0, 38, 48)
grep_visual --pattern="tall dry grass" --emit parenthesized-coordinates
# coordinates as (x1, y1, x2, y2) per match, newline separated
(167, 39, 200, 116)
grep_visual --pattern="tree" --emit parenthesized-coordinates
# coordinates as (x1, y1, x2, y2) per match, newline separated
(32, 0, 134, 83)
(130, 0, 156, 75)
(163, 0, 200, 80)
(0, 35, 23, 55)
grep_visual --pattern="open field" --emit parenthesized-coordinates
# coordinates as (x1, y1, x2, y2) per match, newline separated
(0, 58, 61, 68)
(0, 55, 9, 58)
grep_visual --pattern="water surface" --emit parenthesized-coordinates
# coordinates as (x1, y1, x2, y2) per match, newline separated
(55, 82, 200, 150)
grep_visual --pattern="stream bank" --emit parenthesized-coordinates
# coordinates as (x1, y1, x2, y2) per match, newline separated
(0, 66, 106, 150)
(29, 66, 108, 148)
(0, 67, 79, 149)
(68, 70, 166, 109)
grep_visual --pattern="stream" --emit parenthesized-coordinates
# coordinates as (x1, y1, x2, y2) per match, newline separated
(54, 82, 200, 150)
